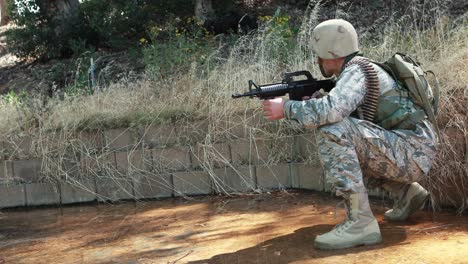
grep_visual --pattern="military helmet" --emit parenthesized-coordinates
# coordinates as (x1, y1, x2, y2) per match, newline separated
(311, 19, 359, 59)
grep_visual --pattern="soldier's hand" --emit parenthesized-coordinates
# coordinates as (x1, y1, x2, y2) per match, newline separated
(262, 98, 285, 120)
(302, 90, 323, 100)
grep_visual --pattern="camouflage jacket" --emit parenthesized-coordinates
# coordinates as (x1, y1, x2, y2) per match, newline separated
(283, 60, 438, 142)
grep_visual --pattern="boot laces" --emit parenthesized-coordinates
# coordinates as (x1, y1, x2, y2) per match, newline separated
(392, 186, 410, 210)
(333, 200, 356, 234)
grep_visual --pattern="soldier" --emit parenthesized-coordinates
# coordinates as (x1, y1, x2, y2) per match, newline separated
(262, 19, 438, 250)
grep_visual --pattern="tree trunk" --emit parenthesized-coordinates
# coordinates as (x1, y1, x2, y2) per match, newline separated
(0, 0, 10, 26)
(195, 0, 214, 23)
(51, 0, 79, 18)
(48, 0, 79, 37)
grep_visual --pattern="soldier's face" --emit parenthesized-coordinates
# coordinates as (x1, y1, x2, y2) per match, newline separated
(317, 57, 333, 78)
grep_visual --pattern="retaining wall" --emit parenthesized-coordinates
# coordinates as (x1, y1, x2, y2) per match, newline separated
(0, 118, 386, 208)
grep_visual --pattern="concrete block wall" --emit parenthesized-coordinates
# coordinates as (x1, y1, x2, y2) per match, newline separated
(60, 179, 96, 204)
(0, 163, 325, 208)
(0, 117, 387, 208)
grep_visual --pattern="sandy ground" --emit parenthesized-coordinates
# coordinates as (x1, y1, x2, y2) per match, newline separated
(0, 191, 467, 264)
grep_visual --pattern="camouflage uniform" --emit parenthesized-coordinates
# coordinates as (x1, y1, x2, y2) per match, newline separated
(283, 60, 438, 197)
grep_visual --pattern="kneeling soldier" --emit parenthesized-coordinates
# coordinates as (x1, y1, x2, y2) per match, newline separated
(262, 19, 437, 250)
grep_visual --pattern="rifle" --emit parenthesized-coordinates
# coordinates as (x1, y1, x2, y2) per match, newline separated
(231, 71, 335, 100)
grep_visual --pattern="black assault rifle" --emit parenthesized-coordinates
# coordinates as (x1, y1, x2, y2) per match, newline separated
(231, 71, 335, 100)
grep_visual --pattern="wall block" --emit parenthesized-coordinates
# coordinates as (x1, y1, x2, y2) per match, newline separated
(172, 170, 212, 196)
(324, 173, 333, 192)
(219, 115, 252, 140)
(0, 161, 10, 183)
(290, 163, 324, 191)
(229, 139, 251, 164)
(3, 136, 33, 159)
(212, 166, 256, 193)
(25, 182, 60, 206)
(80, 152, 116, 176)
(133, 173, 173, 199)
(104, 128, 139, 150)
(76, 130, 104, 150)
(153, 146, 191, 172)
(13, 159, 42, 183)
(140, 124, 178, 147)
(230, 139, 269, 165)
(62, 160, 81, 179)
(4, 161, 14, 182)
(176, 119, 209, 144)
(271, 136, 295, 163)
(60, 179, 97, 204)
(115, 150, 150, 173)
(192, 142, 231, 169)
(0, 141, 6, 159)
(256, 164, 290, 190)
(96, 176, 134, 202)
(0, 184, 26, 208)
(293, 133, 319, 162)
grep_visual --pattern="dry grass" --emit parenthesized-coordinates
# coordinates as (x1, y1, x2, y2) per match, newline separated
(0, 1, 466, 211)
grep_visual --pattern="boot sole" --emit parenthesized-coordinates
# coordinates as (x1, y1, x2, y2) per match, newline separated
(385, 190, 429, 221)
(314, 232, 382, 250)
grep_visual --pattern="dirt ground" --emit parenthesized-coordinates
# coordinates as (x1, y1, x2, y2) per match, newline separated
(0, 191, 467, 264)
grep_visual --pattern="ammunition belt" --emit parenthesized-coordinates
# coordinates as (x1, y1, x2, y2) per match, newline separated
(344, 57, 379, 122)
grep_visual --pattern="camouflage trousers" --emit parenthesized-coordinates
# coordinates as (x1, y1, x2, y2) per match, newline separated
(316, 117, 437, 197)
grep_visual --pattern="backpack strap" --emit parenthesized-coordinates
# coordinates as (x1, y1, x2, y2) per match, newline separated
(406, 60, 441, 138)
(369, 60, 403, 87)
(426, 70, 440, 116)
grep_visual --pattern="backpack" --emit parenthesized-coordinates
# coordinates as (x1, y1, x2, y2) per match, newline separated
(374, 53, 440, 136)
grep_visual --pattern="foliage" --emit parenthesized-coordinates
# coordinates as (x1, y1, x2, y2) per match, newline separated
(78, 0, 151, 50)
(63, 52, 96, 96)
(143, 17, 218, 80)
(6, 0, 60, 59)
(256, 11, 298, 65)
(0, 90, 28, 105)
(141, 10, 299, 81)
(5, 0, 196, 60)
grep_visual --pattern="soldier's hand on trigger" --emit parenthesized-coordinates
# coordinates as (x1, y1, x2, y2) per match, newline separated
(302, 90, 324, 100)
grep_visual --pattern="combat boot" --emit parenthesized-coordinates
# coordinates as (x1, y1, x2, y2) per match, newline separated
(383, 182, 429, 221)
(314, 192, 382, 250)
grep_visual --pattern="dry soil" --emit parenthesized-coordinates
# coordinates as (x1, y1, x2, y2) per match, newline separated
(0, 191, 467, 264)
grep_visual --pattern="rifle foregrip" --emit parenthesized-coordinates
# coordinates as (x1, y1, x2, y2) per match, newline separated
(259, 83, 289, 92)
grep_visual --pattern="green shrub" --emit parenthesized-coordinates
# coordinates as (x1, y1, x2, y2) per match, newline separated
(78, 0, 152, 50)
(5, 0, 195, 61)
(143, 17, 218, 80)
(6, 0, 62, 59)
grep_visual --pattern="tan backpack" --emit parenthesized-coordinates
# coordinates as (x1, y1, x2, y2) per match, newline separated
(374, 53, 440, 136)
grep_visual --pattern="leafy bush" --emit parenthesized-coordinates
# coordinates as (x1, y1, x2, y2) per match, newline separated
(143, 17, 218, 80)
(6, 0, 63, 59)
(5, 0, 195, 60)
(78, 0, 152, 50)
(257, 11, 299, 64)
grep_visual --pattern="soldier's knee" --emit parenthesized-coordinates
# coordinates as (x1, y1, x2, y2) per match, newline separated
(317, 118, 353, 143)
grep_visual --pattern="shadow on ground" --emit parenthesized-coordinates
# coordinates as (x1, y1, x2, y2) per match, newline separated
(187, 224, 407, 264)
(1, 191, 467, 264)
